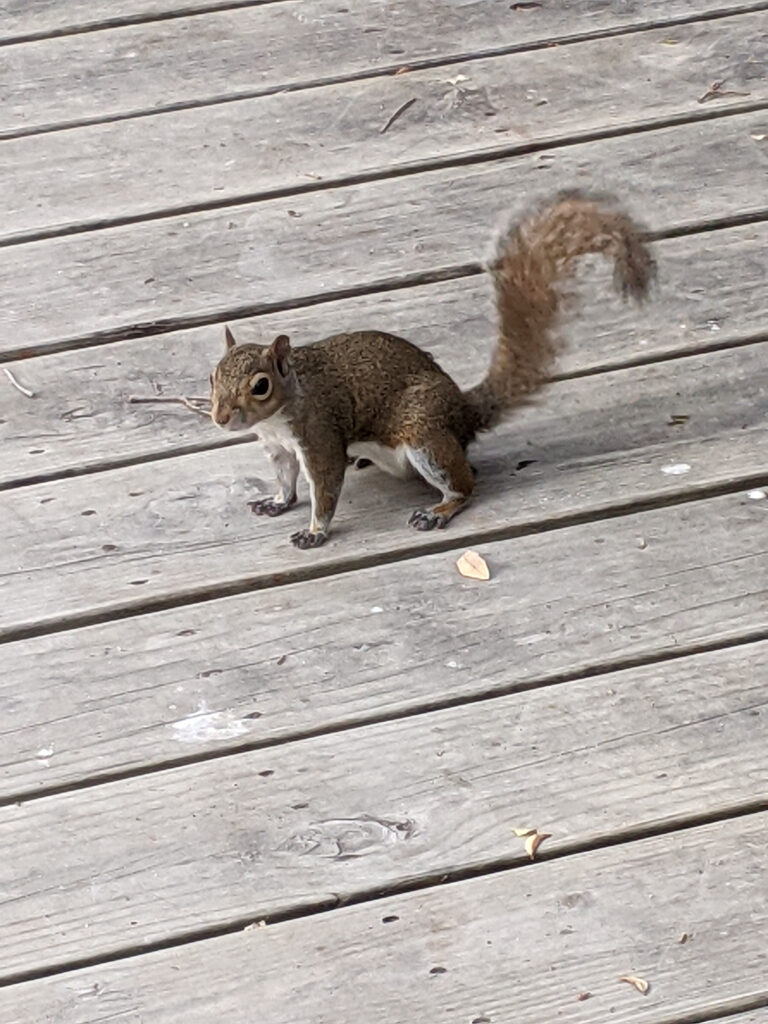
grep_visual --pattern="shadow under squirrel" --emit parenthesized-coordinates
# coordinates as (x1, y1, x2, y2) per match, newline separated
(210, 191, 655, 549)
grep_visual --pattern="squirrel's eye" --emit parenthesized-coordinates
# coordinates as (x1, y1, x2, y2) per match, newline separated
(250, 374, 272, 399)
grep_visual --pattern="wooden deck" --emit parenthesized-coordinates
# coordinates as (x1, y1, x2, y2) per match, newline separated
(1, 1, 767, 1020)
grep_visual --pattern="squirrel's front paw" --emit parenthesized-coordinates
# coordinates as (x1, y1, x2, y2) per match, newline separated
(248, 496, 295, 517)
(408, 508, 448, 531)
(290, 528, 328, 549)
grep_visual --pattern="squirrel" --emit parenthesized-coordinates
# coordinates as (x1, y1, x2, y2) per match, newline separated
(210, 191, 655, 549)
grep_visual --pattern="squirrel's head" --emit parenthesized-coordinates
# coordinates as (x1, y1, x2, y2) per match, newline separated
(210, 327, 295, 430)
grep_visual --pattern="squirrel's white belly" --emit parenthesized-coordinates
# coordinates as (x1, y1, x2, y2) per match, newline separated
(347, 441, 413, 480)
(257, 410, 303, 455)
(257, 412, 413, 481)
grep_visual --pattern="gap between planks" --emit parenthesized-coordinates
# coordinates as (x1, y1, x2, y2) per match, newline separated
(3, 493, 766, 985)
(5, 0, 768, 141)
(4, 333, 767, 638)
(4, 108, 767, 360)
(5, 626, 768, 810)
(653, 1006, 768, 1024)
(3, 484, 768, 796)
(3, 218, 766, 489)
(4, 208, 768, 366)
(7, 9, 766, 243)
(2, 629, 767, 972)
(0, 819, 767, 1021)
(2, 468, 768, 646)
(0, 432, 260, 492)
(5, 97, 768, 250)
(0, 0, 290, 48)
(1, 793, 766, 988)
(3, 329, 768, 494)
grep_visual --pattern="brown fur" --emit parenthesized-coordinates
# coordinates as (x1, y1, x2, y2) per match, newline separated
(210, 192, 654, 548)
(464, 190, 655, 428)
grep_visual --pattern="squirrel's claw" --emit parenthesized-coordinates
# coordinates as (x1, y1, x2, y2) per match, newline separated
(291, 528, 328, 549)
(408, 508, 449, 531)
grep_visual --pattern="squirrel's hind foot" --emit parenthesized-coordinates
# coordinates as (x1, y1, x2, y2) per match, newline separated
(404, 438, 473, 532)
(408, 508, 451, 531)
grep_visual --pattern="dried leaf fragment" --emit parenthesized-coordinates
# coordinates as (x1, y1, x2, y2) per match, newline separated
(525, 831, 551, 860)
(679, 931, 691, 944)
(512, 826, 537, 838)
(576, 992, 591, 1002)
(456, 550, 490, 581)
(619, 975, 650, 994)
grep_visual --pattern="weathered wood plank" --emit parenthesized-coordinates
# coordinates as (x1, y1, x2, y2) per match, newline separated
(2, 490, 767, 796)
(2, 341, 766, 638)
(3, 111, 767, 360)
(0, 0, 277, 43)
(4, 959, 765, 1024)
(1, 709, 766, 984)
(3, 0, 757, 136)
(2, 848, 768, 1024)
(3, 222, 766, 489)
(6, 13, 767, 239)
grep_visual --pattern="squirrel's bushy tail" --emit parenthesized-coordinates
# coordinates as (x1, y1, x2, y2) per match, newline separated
(465, 191, 655, 431)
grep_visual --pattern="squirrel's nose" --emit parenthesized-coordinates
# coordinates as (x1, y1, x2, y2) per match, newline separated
(212, 407, 231, 426)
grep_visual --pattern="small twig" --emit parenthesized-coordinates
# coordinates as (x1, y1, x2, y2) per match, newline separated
(3, 367, 36, 398)
(379, 96, 417, 134)
(128, 394, 212, 418)
(698, 79, 750, 103)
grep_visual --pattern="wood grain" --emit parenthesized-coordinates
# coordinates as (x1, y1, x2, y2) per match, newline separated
(3, 488, 768, 796)
(6, 0, 768, 1009)
(1, 758, 766, 993)
(3, 969, 766, 1024)
(0, 1, 278, 43)
(3, 0, 756, 136)
(2, 221, 766, 489)
(2, 862, 767, 1024)
(3, 340, 767, 638)
(3, 110, 767, 360)
(5, 12, 767, 239)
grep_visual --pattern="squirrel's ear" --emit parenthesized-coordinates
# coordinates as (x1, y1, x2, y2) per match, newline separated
(224, 326, 237, 351)
(269, 334, 292, 376)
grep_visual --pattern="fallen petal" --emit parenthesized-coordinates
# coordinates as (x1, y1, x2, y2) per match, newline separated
(456, 550, 490, 581)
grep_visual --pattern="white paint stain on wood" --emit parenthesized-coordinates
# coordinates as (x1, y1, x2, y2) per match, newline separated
(170, 701, 250, 744)
(661, 462, 692, 475)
